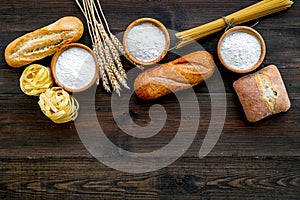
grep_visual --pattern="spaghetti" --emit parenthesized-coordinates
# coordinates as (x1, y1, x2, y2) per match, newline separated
(175, 0, 293, 48)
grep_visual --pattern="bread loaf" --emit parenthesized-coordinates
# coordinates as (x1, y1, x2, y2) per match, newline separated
(233, 65, 291, 122)
(134, 51, 216, 100)
(5, 16, 84, 68)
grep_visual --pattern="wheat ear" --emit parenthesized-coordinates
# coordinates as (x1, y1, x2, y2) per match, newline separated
(97, 24, 129, 89)
(93, 45, 111, 92)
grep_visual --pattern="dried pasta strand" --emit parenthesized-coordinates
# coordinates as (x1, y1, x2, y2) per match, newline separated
(175, 0, 293, 48)
(20, 64, 53, 96)
(38, 87, 79, 124)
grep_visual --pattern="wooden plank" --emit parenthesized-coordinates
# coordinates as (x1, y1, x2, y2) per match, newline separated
(0, 93, 299, 157)
(0, 157, 299, 199)
(0, 0, 299, 199)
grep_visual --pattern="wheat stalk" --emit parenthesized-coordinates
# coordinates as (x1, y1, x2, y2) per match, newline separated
(110, 34, 144, 70)
(97, 23, 129, 89)
(93, 44, 111, 92)
(92, 0, 128, 84)
(74, 0, 133, 95)
(102, 43, 121, 95)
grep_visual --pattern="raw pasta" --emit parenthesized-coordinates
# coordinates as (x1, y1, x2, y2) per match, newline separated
(20, 64, 53, 96)
(38, 87, 79, 124)
(175, 0, 293, 48)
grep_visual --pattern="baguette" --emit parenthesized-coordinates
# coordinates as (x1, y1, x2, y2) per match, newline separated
(233, 65, 291, 122)
(5, 16, 84, 68)
(134, 51, 216, 100)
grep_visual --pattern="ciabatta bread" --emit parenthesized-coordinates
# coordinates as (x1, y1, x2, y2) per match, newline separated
(134, 51, 216, 100)
(233, 65, 291, 122)
(5, 16, 84, 68)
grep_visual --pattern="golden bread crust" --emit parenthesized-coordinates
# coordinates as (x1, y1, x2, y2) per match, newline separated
(134, 51, 216, 100)
(233, 65, 291, 122)
(5, 16, 84, 68)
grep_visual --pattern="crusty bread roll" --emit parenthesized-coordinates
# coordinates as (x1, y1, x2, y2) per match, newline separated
(233, 65, 291, 122)
(134, 51, 216, 100)
(5, 16, 84, 68)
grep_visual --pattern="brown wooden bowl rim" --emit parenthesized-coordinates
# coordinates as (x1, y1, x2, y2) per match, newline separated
(123, 17, 170, 66)
(51, 43, 99, 93)
(217, 26, 266, 74)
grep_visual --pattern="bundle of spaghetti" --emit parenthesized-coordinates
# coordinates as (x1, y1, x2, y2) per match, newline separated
(38, 87, 79, 124)
(175, 0, 293, 49)
(20, 64, 53, 96)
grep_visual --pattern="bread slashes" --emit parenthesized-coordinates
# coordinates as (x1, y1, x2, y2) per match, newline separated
(5, 16, 84, 68)
(134, 51, 216, 100)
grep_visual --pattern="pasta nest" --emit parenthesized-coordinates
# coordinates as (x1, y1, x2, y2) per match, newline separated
(20, 64, 54, 96)
(38, 87, 79, 124)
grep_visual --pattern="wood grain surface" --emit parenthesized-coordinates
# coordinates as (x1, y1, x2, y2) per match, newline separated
(0, 0, 299, 199)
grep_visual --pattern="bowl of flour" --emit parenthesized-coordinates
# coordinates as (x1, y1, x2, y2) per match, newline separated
(51, 43, 99, 93)
(217, 26, 266, 73)
(123, 18, 170, 66)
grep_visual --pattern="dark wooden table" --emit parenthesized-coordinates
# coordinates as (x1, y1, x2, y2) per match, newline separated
(0, 0, 299, 199)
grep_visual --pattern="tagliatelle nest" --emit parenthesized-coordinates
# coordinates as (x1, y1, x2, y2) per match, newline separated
(38, 87, 79, 124)
(20, 64, 53, 96)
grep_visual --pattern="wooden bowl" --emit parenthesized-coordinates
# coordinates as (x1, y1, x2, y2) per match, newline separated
(123, 18, 170, 66)
(217, 26, 266, 74)
(51, 43, 99, 93)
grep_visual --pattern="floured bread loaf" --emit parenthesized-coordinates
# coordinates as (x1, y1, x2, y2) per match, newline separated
(134, 51, 216, 100)
(233, 65, 291, 122)
(5, 16, 84, 68)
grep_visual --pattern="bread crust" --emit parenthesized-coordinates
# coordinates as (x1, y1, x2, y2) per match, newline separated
(233, 65, 291, 122)
(134, 51, 216, 100)
(5, 16, 84, 68)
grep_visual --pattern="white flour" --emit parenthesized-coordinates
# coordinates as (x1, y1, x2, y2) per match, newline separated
(126, 22, 166, 63)
(220, 31, 261, 70)
(55, 47, 96, 90)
